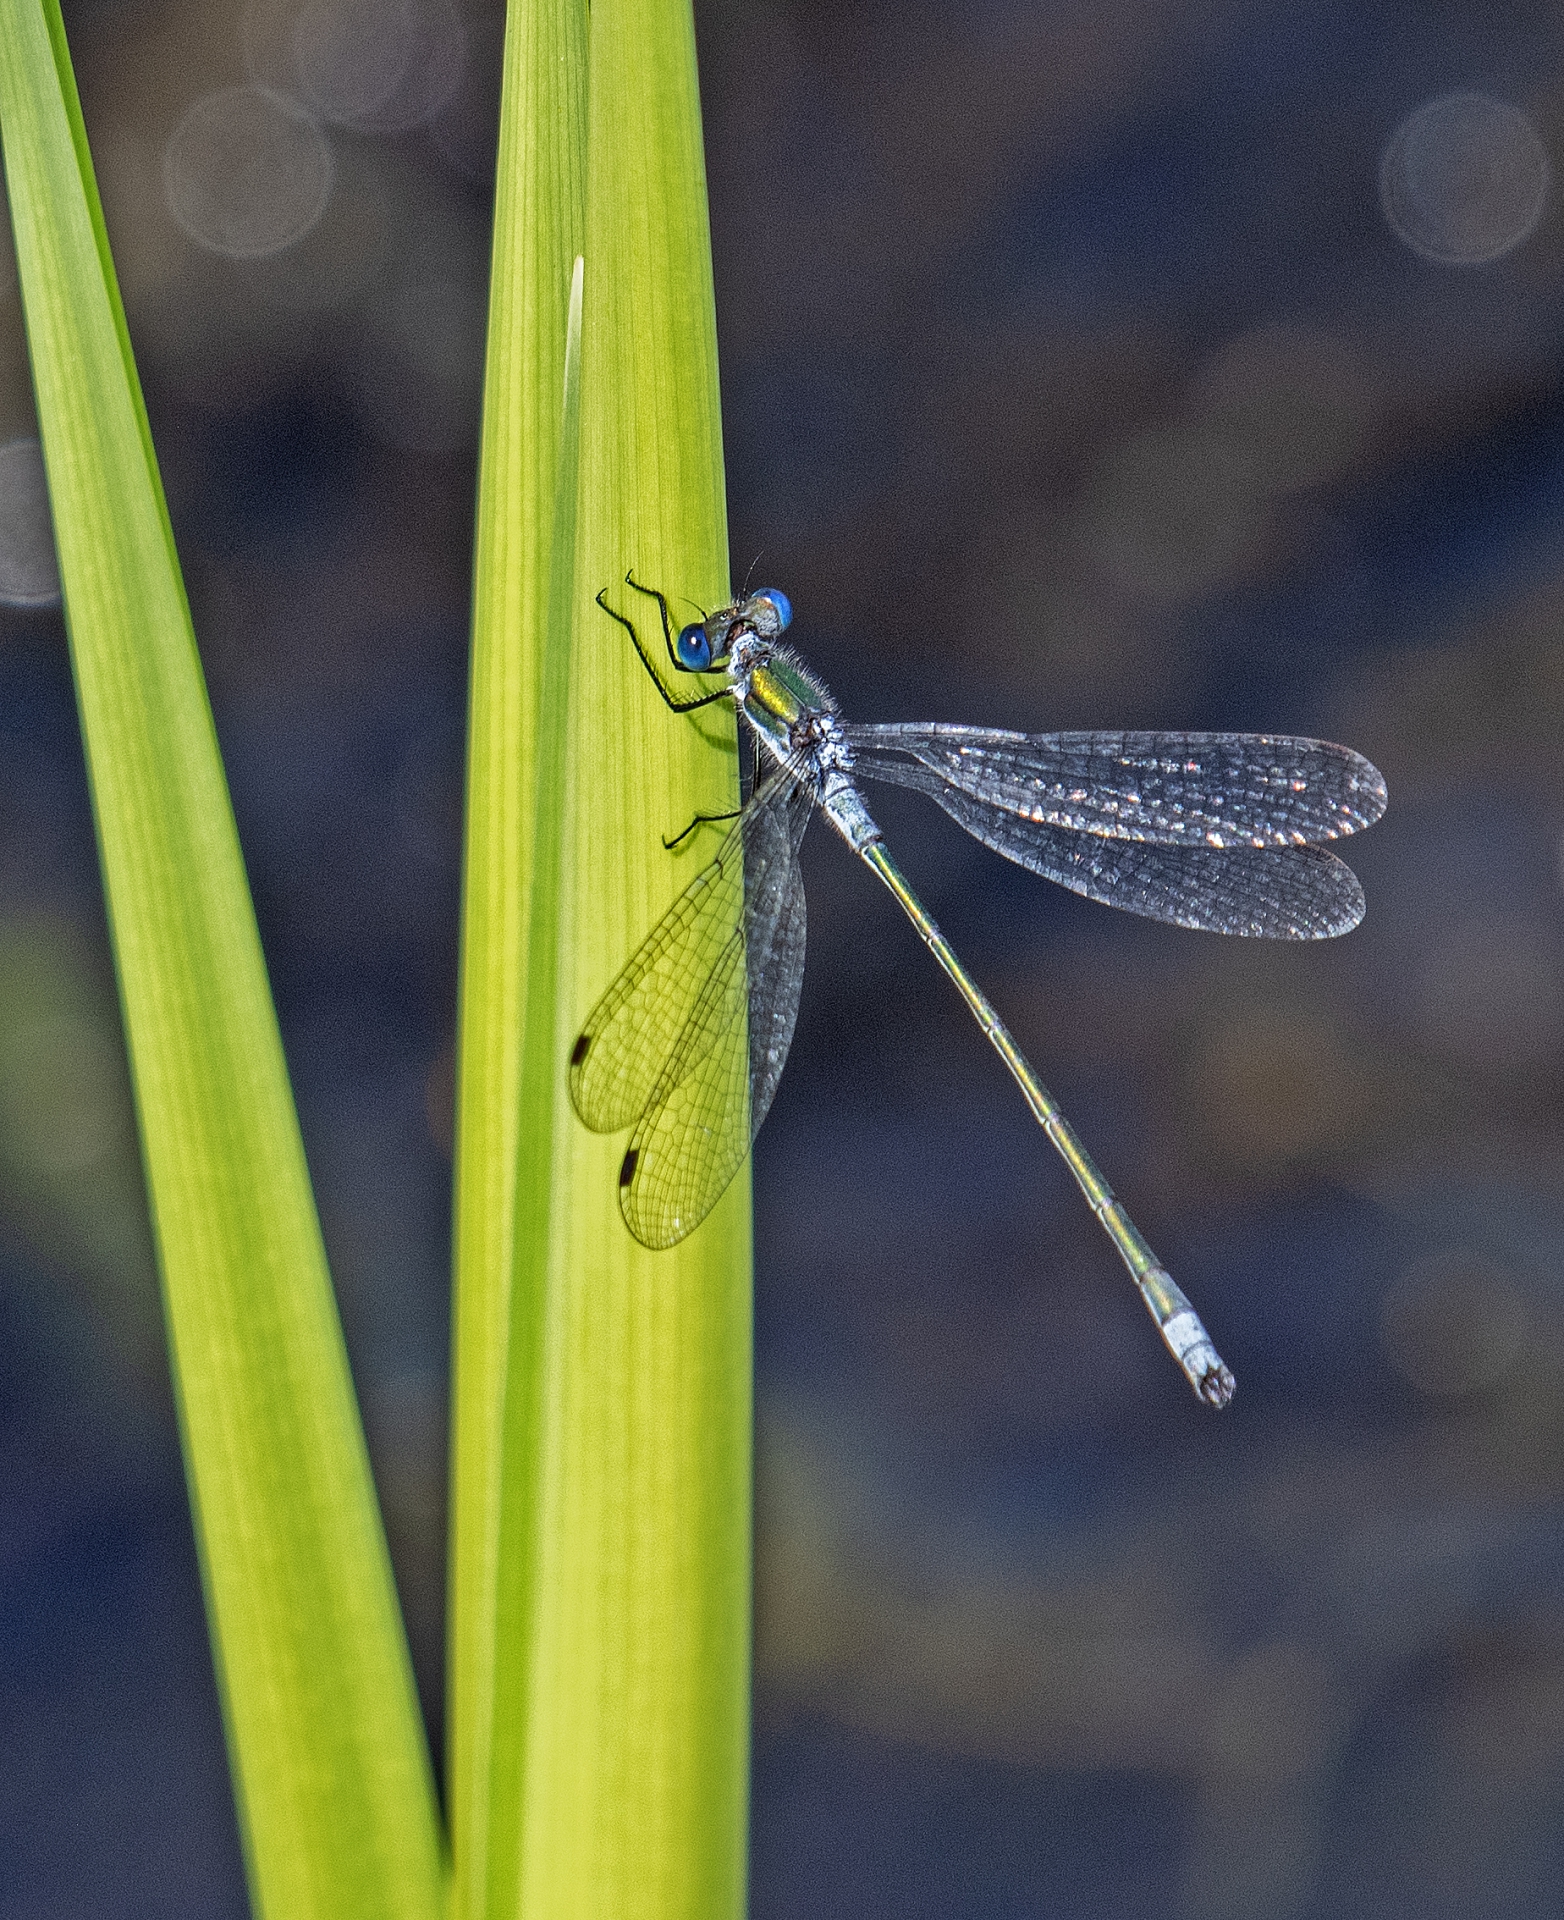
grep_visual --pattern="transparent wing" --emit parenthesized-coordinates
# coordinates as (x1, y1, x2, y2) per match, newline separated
(846, 724, 1387, 847)
(918, 775, 1365, 936)
(742, 775, 812, 1130)
(570, 817, 749, 1137)
(619, 921, 750, 1248)
(569, 775, 813, 1248)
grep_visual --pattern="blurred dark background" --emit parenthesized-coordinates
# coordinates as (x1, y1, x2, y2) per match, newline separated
(2, 0, 1563, 1913)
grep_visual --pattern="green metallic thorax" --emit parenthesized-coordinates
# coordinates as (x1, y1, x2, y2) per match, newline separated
(739, 650, 835, 763)
(745, 653, 819, 721)
(744, 661, 804, 727)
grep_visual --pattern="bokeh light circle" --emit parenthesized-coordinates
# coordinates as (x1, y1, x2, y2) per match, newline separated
(247, 0, 464, 134)
(291, 0, 415, 126)
(0, 439, 61, 609)
(1379, 91, 1550, 264)
(163, 85, 334, 260)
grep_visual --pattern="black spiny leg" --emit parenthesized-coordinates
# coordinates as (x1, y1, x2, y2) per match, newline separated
(595, 571, 729, 713)
(623, 570, 690, 674)
(663, 723, 766, 849)
(663, 804, 744, 851)
(596, 588, 727, 713)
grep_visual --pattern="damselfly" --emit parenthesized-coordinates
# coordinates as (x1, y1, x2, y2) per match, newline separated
(569, 575, 1387, 1407)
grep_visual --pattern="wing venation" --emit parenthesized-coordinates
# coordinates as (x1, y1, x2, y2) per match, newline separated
(570, 774, 813, 1248)
(847, 724, 1386, 847)
(923, 776, 1367, 936)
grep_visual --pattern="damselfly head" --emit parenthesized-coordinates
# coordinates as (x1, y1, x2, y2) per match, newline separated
(676, 588, 793, 672)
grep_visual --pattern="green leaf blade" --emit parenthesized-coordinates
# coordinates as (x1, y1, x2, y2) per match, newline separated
(446, 0, 587, 1910)
(0, 7, 445, 1916)
(504, 0, 752, 1911)
(453, 0, 752, 1911)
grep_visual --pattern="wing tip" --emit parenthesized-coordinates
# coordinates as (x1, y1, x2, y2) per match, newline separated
(1343, 751, 1389, 832)
(1285, 896, 1366, 940)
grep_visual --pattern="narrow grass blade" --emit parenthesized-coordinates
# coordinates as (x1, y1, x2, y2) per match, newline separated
(481, 0, 753, 1910)
(469, 245, 585, 1918)
(446, 0, 585, 1910)
(0, 7, 444, 1916)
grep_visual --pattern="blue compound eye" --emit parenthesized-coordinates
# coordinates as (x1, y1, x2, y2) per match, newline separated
(676, 622, 713, 670)
(755, 588, 792, 632)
